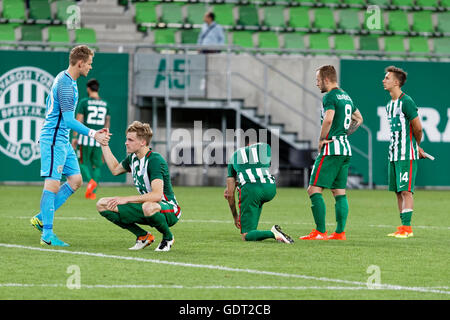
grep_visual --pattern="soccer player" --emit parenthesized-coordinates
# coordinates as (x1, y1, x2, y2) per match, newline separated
(96, 121, 181, 252)
(299, 65, 363, 240)
(72, 79, 111, 200)
(382, 66, 426, 238)
(224, 142, 294, 243)
(30, 45, 111, 246)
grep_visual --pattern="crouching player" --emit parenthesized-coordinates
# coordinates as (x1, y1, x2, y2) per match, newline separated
(96, 121, 181, 251)
(224, 142, 293, 243)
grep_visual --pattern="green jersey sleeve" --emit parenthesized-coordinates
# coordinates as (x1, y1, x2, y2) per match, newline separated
(120, 154, 132, 172)
(323, 92, 336, 111)
(402, 97, 419, 121)
(147, 154, 165, 182)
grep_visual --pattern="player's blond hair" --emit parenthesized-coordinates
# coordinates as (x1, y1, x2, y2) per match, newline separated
(126, 121, 153, 146)
(69, 45, 94, 66)
(317, 65, 337, 83)
(385, 65, 407, 87)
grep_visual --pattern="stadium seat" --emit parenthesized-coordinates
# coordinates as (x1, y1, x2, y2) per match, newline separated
(387, 11, 410, 33)
(258, 32, 280, 50)
(334, 34, 356, 54)
(181, 29, 200, 44)
(367, 0, 390, 5)
(56, 0, 76, 22)
(263, 6, 286, 28)
(363, 8, 385, 31)
(318, 0, 342, 4)
(359, 35, 380, 51)
(308, 33, 331, 52)
(0, 24, 16, 45)
(282, 32, 305, 50)
(338, 9, 361, 31)
(238, 5, 259, 27)
(391, 0, 415, 6)
(313, 8, 336, 30)
(232, 31, 254, 48)
(212, 4, 235, 27)
(383, 36, 406, 58)
(342, 0, 366, 5)
(29, 0, 52, 21)
(21, 25, 43, 41)
(186, 3, 207, 25)
(415, 0, 439, 7)
(74, 28, 96, 44)
(153, 28, 176, 45)
(134, 1, 157, 24)
(288, 7, 310, 29)
(161, 3, 184, 24)
(440, 0, 450, 7)
(47, 25, 70, 48)
(436, 12, 450, 34)
(2, 0, 26, 20)
(433, 38, 450, 55)
(408, 36, 430, 58)
(412, 11, 434, 34)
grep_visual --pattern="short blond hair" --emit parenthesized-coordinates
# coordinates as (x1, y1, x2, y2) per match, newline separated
(69, 45, 94, 66)
(126, 121, 153, 145)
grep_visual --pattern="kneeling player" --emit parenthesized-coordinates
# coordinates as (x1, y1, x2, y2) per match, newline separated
(97, 121, 181, 252)
(224, 142, 293, 243)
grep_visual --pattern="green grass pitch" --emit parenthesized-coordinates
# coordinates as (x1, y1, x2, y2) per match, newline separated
(0, 185, 449, 300)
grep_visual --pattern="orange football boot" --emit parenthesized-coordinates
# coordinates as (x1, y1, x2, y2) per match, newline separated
(299, 229, 328, 240)
(327, 231, 346, 240)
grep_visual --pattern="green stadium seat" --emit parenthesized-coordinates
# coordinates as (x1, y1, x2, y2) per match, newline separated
(263, 6, 286, 28)
(21, 25, 43, 41)
(161, 3, 184, 24)
(440, 0, 450, 7)
(318, 0, 342, 4)
(153, 28, 176, 45)
(383, 36, 406, 58)
(408, 37, 430, 58)
(47, 25, 70, 48)
(367, 0, 390, 5)
(334, 34, 356, 54)
(2, 0, 26, 20)
(363, 8, 385, 31)
(359, 35, 380, 51)
(186, 3, 206, 25)
(308, 33, 331, 52)
(433, 38, 450, 55)
(415, 0, 439, 6)
(238, 5, 259, 27)
(29, 0, 52, 20)
(212, 4, 235, 27)
(75, 28, 96, 44)
(181, 29, 200, 44)
(391, 0, 414, 6)
(258, 32, 280, 50)
(232, 31, 254, 48)
(412, 11, 434, 34)
(289, 7, 310, 29)
(338, 9, 361, 31)
(56, 0, 76, 22)
(282, 32, 305, 50)
(0, 24, 16, 44)
(436, 12, 450, 34)
(313, 8, 336, 30)
(135, 2, 157, 24)
(342, 0, 366, 5)
(387, 11, 410, 33)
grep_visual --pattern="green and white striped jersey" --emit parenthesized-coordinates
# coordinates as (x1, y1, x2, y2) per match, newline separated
(320, 88, 358, 157)
(121, 149, 178, 204)
(76, 97, 110, 147)
(227, 143, 275, 187)
(386, 92, 419, 162)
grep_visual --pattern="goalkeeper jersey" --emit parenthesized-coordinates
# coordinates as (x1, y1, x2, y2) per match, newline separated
(227, 143, 275, 187)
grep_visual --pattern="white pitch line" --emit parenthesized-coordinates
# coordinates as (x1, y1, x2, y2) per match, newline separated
(0, 243, 449, 296)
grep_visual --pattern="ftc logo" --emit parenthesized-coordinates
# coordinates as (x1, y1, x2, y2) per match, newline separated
(0, 66, 54, 165)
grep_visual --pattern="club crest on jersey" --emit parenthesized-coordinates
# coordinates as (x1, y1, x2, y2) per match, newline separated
(0, 67, 53, 165)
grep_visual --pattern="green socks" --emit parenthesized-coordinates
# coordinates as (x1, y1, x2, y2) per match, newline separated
(244, 230, 275, 241)
(335, 195, 349, 233)
(310, 193, 326, 233)
(146, 212, 173, 240)
(99, 210, 147, 238)
(400, 209, 413, 226)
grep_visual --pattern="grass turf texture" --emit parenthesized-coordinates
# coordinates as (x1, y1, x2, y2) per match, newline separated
(0, 185, 449, 300)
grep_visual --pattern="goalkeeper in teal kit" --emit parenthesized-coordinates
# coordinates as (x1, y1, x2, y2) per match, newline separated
(30, 45, 110, 246)
(224, 142, 293, 243)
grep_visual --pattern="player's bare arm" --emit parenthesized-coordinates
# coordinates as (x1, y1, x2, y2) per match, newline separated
(318, 109, 335, 153)
(101, 144, 127, 176)
(225, 177, 240, 229)
(106, 179, 164, 210)
(411, 116, 426, 158)
(347, 109, 363, 136)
